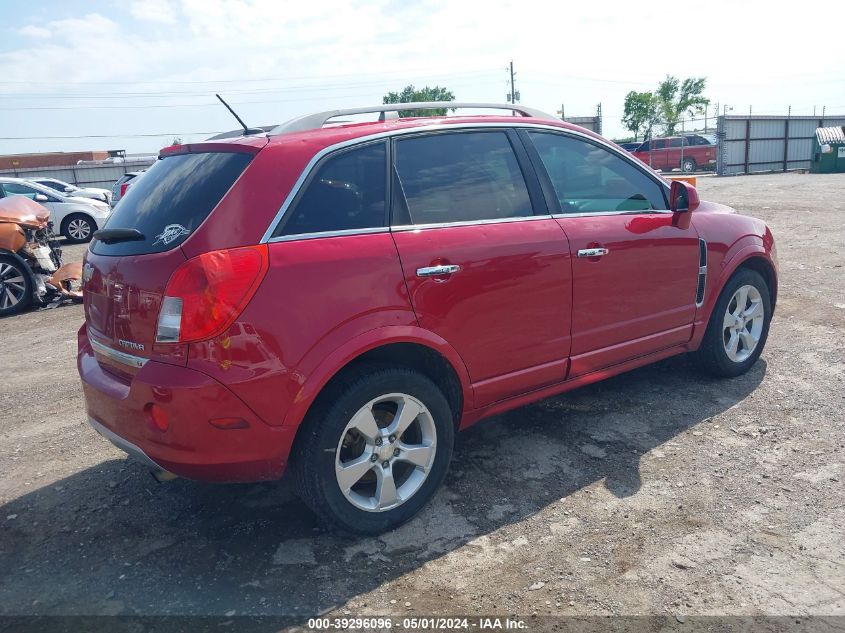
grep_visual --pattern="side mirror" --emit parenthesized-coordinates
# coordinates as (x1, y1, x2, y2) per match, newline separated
(34, 193, 49, 202)
(64, 186, 74, 193)
(669, 180, 699, 213)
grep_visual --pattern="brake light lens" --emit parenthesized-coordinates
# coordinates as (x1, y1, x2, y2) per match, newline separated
(156, 245, 269, 343)
(120, 182, 130, 197)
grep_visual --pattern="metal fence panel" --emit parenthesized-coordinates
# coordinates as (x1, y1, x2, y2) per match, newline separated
(717, 114, 845, 175)
(0, 159, 155, 190)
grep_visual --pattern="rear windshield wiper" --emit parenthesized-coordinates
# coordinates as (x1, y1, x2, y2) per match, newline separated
(92, 228, 145, 244)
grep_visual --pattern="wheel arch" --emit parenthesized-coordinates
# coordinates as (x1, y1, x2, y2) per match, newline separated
(701, 245, 778, 329)
(283, 327, 473, 434)
(735, 255, 777, 313)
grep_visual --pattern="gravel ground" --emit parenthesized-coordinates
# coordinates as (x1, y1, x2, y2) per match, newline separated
(0, 172, 843, 621)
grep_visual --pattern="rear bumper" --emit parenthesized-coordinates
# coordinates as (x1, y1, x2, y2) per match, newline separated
(88, 416, 168, 473)
(78, 328, 296, 483)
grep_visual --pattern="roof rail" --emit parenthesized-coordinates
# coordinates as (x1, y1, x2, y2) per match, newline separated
(270, 102, 558, 135)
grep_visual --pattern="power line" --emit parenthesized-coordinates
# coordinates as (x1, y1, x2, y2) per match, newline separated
(1, 70, 498, 100)
(0, 66, 497, 87)
(0, 132, 220, 140)
(0, 80, 499, 111)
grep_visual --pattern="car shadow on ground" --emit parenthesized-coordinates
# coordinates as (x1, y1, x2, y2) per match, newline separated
(0, 355, 766, 625)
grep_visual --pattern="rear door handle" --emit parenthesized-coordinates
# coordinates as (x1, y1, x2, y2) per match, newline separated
(416, 264, 460, 277)
(577, 248, 609, 258)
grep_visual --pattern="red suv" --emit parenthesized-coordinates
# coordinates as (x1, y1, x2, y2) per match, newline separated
(77, 103, 777, 534)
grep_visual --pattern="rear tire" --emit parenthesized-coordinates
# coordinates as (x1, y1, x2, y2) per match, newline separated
(0, 255, 33, 316)
(61, 214, 96, 243)
(293, 365, 454, 535)
(691, 268, 771, 377)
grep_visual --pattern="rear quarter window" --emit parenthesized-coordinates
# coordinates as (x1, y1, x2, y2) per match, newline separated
(91, 152, 252, 256)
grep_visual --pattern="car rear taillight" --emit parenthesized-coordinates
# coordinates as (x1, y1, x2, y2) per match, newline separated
(156, 245, 269, 343)
(120, 182, 131, 197)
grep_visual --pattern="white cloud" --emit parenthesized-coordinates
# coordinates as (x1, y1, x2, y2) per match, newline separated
(18, 25, 51, 39)
(130, 0, 178, 24)
(0, 0, 843, 153)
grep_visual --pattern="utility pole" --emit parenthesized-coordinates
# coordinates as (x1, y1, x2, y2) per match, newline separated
(596, 102, 602, 136)
(508, 60, 517, 104)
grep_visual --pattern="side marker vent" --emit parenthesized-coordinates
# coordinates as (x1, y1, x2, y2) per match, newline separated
(696, 239, 707, 306)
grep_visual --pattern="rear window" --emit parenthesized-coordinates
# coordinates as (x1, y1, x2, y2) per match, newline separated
(91, 152, 252, 256)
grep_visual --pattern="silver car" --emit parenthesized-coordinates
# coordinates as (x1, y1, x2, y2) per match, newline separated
(0, 177, 111, 243)
(33, 177, 112, 204)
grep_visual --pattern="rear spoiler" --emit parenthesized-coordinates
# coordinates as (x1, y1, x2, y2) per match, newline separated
(159, 137, 267, 159)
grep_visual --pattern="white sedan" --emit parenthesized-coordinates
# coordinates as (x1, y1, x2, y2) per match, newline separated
(33, 177, 112, 204)
(0, 177, 111, 243)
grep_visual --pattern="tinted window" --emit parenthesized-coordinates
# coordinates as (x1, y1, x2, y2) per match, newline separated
(91, 151, 252, 256)
(37, 180, 63, 192)
(528, 132, 668, 213)
(2, 182, 47, 200)
(637, 140, 650, 152)
(276, 142, 386, 236)
(669, 138, 686, 148)
(393, 131, 532, 225)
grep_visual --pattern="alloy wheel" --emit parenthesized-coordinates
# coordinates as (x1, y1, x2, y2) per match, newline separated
(68, 218, 92, 240)
(722, 284, 764, 362)
(0, 262, 27, 311)
(335, 392, 437, 512)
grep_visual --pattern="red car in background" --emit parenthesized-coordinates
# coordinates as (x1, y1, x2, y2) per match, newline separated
(632, 135, 717, 173)
(77, 103, 776, 534)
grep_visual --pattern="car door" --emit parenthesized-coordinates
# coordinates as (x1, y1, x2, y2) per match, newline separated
(668, 137, 688, 171)
(649, 138, 669, 170)
(390, 129, 573, 408)
(522, 130, 700, 377)
(0, 182, 62, 225)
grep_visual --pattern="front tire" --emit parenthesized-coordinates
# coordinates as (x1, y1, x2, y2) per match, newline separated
(692, 268, 771, 377)
(293, 365, 454, 534)
(61, 214, 96, 243)
(0, 256, 33, 316)
(681, 157, 697, 173)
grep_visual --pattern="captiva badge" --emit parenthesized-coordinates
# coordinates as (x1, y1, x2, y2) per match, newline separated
(153, 224, 191, 246)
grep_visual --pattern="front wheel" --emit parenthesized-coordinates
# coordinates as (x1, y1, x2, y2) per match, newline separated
(61, 214, 96, 243)
(0, 256, 33, 316)
(691, 268, 771, 377)
(293, 365, 454, 534)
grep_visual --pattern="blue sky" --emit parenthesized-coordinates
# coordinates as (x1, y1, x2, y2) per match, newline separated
(1, 0, 844, 155)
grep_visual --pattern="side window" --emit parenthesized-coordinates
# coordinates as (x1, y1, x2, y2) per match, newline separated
(669, 138, 685, 148)
(393, 131, 532, 225)
(638, 140, 650, 152)
(1, 183, 41, 200)
(276, 142, 386, 237)
(527, 132, 668, 213)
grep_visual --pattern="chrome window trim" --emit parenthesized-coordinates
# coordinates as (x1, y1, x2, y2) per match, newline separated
(392, 214, 547, 232)
(551, 210, 674, 219)
(90, 336, 148, 368)
(266, 226, 389, 244)
(259, 122, 671, 244)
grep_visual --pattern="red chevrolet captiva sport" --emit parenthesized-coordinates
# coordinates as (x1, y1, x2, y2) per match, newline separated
(78, 102, 777, 534)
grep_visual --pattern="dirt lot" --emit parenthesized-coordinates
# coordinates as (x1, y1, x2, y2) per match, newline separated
(0, 172, 843, 622)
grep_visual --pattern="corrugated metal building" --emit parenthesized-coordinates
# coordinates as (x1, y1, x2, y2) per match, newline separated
(717, 114, 845, 175)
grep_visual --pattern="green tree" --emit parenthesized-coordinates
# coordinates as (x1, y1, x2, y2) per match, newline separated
(656, 75, 709, 135)
(382, 85, 455, 117)
(622, 91, 661, 141)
